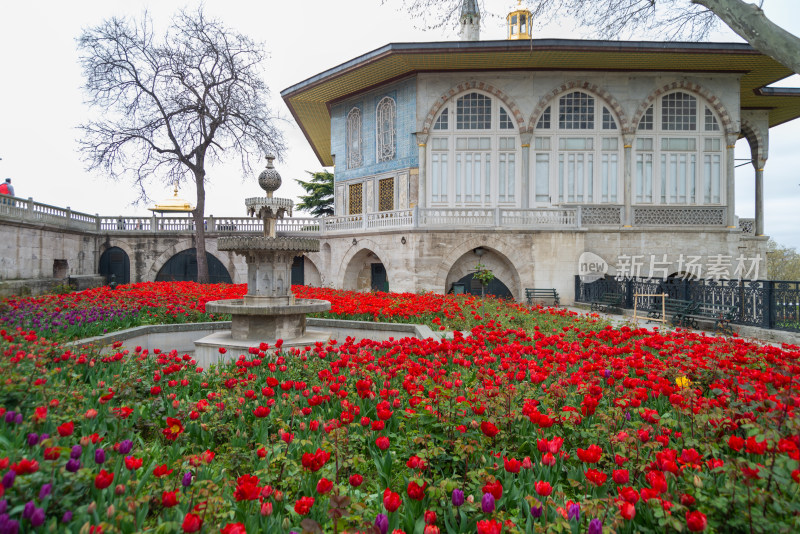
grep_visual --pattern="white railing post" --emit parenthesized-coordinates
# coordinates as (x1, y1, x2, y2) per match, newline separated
(26, 198, 34, 220)
(95, 214, 101, 231)
(413, 205, 420, 228)
(576, 206, 582, 228)
(208, 215, 216, 232)
(495, 207, 501, 227)
(151, 213, 158, 232)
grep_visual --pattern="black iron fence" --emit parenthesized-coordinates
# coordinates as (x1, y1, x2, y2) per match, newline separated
(574, 276, 800, 332)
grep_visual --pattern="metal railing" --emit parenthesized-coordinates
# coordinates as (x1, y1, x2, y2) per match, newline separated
(575, 275, 800, 332)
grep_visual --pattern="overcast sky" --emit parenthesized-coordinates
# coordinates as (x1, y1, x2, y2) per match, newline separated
(1, 1, 798, 248)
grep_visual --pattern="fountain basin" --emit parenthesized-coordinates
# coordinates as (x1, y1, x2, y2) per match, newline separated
(206, 298, 330, 340)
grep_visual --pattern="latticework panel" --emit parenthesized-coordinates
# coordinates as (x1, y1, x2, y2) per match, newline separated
(633, 207, 725, 225)
(378, 178, 394, 212)
(348, 183, 363, 215)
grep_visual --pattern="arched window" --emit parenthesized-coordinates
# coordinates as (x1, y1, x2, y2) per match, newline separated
(634, 91, 723, 205)
(346, 107, 362, 169)
(428, 92, 518, 206)
(532, 90, 622, 205)
(376, 97, 396, 162)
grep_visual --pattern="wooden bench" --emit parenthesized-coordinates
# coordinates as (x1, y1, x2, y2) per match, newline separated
(590, 292, 624, 314)
(680, 303, 738, 335)
(647, 298, 697, 327)
(525, 288, 560, 307)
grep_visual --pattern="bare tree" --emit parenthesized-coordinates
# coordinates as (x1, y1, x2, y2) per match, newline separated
(393, 0, 800, 75)
(78, 7, 285, 283)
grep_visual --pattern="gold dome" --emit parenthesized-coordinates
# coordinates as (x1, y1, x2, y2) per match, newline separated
(507, 1, 532, 40)
(149, 184, 195, 213)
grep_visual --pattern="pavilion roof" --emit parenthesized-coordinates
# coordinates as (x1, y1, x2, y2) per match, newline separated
(281, 39, 800, 166)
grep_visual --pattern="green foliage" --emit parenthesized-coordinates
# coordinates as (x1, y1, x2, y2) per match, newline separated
(295, 171, 334, 217)
(473, 263, 495, 287)
(766, 238, 800, 281)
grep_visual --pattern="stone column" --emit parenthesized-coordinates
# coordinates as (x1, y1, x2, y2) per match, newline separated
(623, 133, 634, 226)
(520, 131, 533, 209)
(755, 161, 765, 236)
(726, 134, 738, 228)
(416, 133, 428, 209)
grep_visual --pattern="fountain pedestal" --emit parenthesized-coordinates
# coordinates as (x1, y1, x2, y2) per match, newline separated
(193, 156, 331, 367)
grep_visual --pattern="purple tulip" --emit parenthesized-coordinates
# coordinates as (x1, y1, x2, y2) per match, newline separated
(62, 511, 73, 523)
(30, 508, 45, 527)
(26, 434, 39, 447)
(94, 448, 106, 464)
(118, 440, 133, 455)
(588, 518, 603, 534)
(39, 434, 49, 443)
(481, 493, 495, 513)
(1, 471, 15, 489)
(374, 513, 389, 534)
(531, 505, 543, 518)
(22, 502, 34, 520)
(65, 459, 81, 473)
(3, 412, 14, 424)
(70, 445, 82, 459)
(0, 516, 19, 534)
(38, 484, 52, 500)
(14, 414, 22, 425)
(182, 472, 193, 487)
(451, 488, 465, 507)
(603, 369, 611, 378)
(0, 500, 6, 514)
(568, 502, 581, 521)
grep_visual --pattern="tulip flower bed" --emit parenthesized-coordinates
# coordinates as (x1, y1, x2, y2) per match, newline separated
(0, 282, 524, 341)
(1, 284, 800, 533)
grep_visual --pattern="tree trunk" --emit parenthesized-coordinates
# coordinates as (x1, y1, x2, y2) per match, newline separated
(693, 0, 800, 75)
(193, 168, 210, 284)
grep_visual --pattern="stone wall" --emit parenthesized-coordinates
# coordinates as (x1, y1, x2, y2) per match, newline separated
(0, 220, 100, 280)
(310, 227, 756, 304)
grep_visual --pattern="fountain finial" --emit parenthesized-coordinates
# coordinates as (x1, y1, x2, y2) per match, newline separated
(258, 154, 282, 199)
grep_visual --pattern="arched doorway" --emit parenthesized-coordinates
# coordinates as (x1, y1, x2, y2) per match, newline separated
(444, 247, 520, 299)
(155, 248, 232, 283)
(452, 272, 512, 298)
(342, 248, 389, 292)
(98, 247, 130, 284)
(291, 256, 304, 286)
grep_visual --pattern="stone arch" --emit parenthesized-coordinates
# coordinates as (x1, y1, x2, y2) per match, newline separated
(147, 239, 238, 283)
(98, 246, 131, 284)
(631, 80, 736, 136)
(337, 238, 394, 291)
(302, 254, 323, 287)
(421, 80, 527, 134)
(433, 236, 523, 301)
(740, 119, 767, 165)
(528, 80, 630, 133)
(99, 239, 135, 261)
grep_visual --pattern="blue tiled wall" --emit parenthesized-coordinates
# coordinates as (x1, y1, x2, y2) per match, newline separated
(331, 77, 418, 182)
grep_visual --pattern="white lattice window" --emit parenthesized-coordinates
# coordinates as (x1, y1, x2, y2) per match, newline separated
(662, 92, 697, 131)
(559, 92, 595, 129)
(633, 91, 725, 206)
(346, 108, 363, 169)
(433, 108, 449, 130)
(456, 93, 491, 130)
(536, 106, 551, 129)
(533, 91, 622, 206)
(376, 97, 396, 162)
(427, 91, 519, 207)
(638, 106, 654, 131)
(499, 108, 514, 129)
